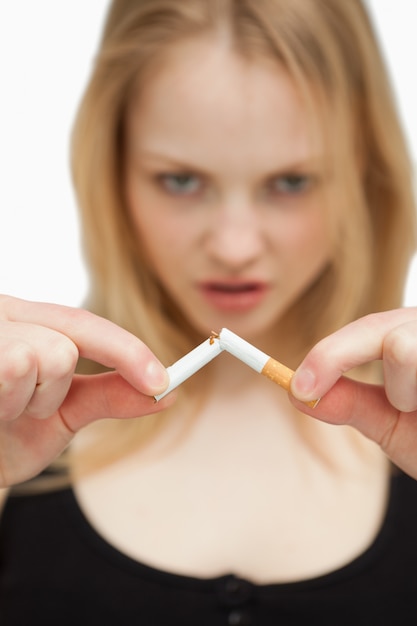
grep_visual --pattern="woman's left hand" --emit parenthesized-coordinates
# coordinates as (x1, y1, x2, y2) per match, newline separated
(290, 308, 417, 479)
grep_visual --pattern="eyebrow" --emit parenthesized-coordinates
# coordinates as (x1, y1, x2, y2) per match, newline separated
(135, 150, 201, 170)
(136, 149, 326, 175)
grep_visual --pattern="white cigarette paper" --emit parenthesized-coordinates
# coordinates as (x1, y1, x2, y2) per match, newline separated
(218, 328, 269, 372)
(154, 328, 319, 407)
(154, 336, 223, 400)
(220, 329, 319, 407)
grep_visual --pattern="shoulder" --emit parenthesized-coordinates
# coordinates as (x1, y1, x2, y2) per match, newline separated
(0, 489, 9, 517)
(381, 468, 417, 557)
(391, 467, 417, 498)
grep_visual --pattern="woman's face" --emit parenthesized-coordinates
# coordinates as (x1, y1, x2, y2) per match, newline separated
(124, 37, 332, 342)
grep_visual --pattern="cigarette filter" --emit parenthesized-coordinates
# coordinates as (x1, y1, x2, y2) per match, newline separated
(219, 328, 319, 408)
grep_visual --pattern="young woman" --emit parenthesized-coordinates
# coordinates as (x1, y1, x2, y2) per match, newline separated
(0, 1, 416, 623)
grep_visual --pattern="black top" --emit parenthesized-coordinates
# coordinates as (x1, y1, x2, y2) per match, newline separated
(1, 470, 417, 625)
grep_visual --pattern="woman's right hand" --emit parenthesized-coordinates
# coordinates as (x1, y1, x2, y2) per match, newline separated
(0, 295, 172, 487)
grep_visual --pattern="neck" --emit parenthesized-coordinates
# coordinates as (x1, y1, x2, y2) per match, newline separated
(190, 350, 301, 444)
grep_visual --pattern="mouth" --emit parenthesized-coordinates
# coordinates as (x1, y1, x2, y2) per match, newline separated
(199, 281, 269, 312)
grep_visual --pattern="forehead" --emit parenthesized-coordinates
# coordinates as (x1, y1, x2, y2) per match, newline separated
(126, 36, 322, 172)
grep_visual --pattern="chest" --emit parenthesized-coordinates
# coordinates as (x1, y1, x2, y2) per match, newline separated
(75, 445, 389, 583)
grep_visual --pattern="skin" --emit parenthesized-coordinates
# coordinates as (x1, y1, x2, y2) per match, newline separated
(69, 38, 395, 582)
(125, 37, 332, 345)
(0, 295, 172, 486)
(0, 35, 416, 582)
(291, 308, 417, 479)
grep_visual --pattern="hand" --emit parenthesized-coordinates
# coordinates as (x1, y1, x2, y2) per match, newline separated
(290, 308, 417, 479)
(0, 295, 172, 486)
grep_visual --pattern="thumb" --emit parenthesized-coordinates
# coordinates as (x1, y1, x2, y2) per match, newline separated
(59, 372, 175, 432)
(290, 376, 417, 479)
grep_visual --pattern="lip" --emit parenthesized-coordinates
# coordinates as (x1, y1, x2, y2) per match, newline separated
(198, 280, 270, 312)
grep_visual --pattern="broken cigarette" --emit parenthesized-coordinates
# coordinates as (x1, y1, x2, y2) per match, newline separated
(154, 328, 319, 408)
(154, 335, 223, 401)
(218, 329, 319, 408)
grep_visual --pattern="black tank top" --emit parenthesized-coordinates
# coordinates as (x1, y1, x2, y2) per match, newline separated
(1, 469, 417, 625)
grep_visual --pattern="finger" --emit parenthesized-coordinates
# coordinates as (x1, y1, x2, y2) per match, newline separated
(382, 321, 417, 412)
(0, 338, 38, 420)
(26, 370, 76, 421)
(291, 308, 417, 402)
(289, 376, 417, 479)
(25, 327, 79, 419)
(0, 321, 80, 420)
(291, 376, 394, 440)
(0, 375, 175, 487)
(59, 371, 176, 432)
(1, 295, 169, 395)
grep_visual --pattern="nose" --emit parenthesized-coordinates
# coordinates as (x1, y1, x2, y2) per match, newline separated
(205, 202, 264, 270)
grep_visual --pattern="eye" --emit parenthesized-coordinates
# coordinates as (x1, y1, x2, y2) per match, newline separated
(268, 173, 313, 196)
(158, 173, 202, 196)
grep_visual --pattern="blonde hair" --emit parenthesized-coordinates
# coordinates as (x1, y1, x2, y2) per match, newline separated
(70, 0, 416, 469)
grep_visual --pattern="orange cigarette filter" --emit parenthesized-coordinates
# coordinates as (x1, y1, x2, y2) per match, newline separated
(261, 358, 319, 408)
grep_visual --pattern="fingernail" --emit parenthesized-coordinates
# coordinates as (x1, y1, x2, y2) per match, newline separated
(145, 360, 169, 393)
(291, 368, 317, 400)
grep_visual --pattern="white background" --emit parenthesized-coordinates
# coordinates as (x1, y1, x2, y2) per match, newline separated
(0, 1, 416, 308)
